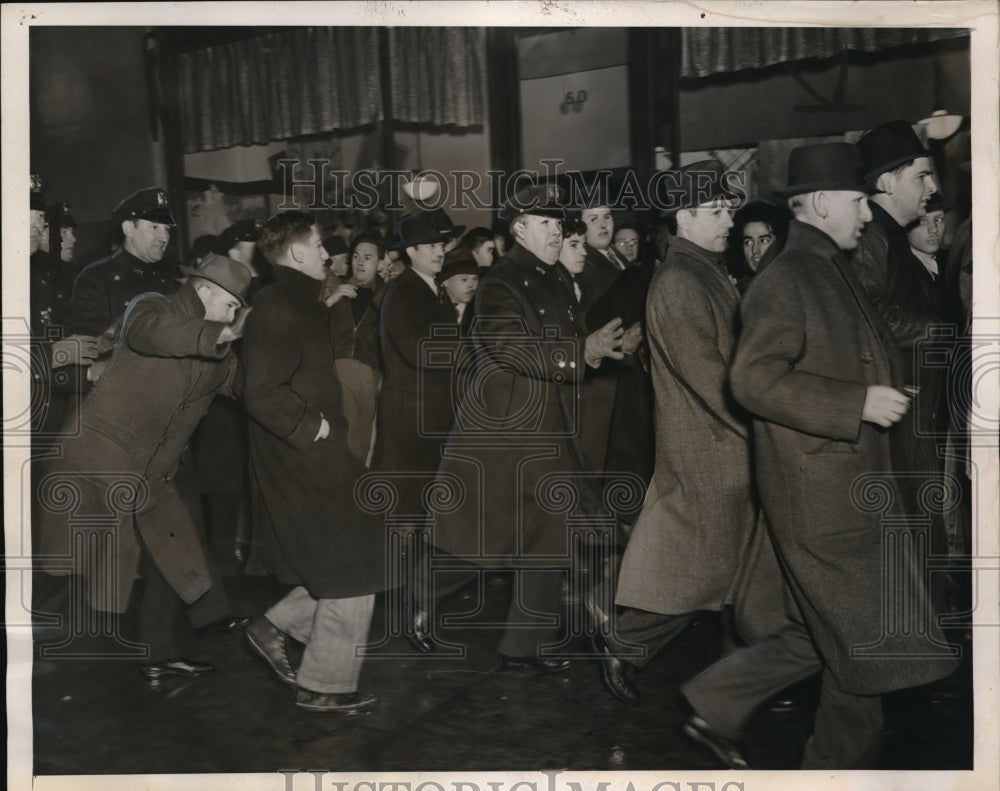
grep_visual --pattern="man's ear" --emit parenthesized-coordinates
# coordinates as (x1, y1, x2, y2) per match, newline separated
(405, 245, 418, 260)
(288, 239, 304, 263)
(812, 191, 829, 219)
(875, 171, 894, 196)
(121, 220, 135, 238)
(675, 209, 691, 233)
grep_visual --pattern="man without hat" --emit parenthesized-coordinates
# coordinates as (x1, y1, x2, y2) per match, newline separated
(853, 119, 951, 609)
(422, 182, 626, 669)
(38, 255, 253, 679)
(370, 208, 464, 650)
(685, 142, 956, 768)
(241, 211, 386, 711)
(595, 160, 756, 708)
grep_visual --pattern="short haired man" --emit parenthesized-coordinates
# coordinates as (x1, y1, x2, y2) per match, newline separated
(39, 255, 252, 679)
(692, 142, 956, 768)
(427, 182, 625, 668)
(597, 160, 756, 708)
(460, 226, 496, 268)
(241, 211, 386, 712)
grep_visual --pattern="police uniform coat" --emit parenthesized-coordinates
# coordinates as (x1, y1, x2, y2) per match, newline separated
(615, 235, 755, 615)
(39, 282, 236, 613)
(241, 264, 386, 599)
(432, 244, 603, 563)
(730, 219, 956, 694)
(372, 266, 456, 515)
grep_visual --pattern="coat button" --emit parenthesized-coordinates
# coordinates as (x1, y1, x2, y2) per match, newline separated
(557, 360, 566, 368)
(538, 308, 545, 315)
(569, 361, 576, 369)
(861, 352, 873, 364)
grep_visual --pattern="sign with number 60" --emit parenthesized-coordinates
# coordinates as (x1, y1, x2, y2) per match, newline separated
(560, 90, 588, 114)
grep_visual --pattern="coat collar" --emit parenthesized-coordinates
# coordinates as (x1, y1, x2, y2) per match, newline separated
(665, 234, 727, 270)
(272, 263, 324, 302)
(868, 201, 907, 237)
(507, 243, 561, 280)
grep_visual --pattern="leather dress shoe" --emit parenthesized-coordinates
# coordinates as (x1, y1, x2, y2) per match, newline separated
(681, 714, 750, 769)
(499, 654, 571, 674)
(591, 633, 640, 705)
(406, 606, 434, 653)
(295, 689, 378, 712)
(139, 657, 216, 680)
(194, 615, 250, 636)
(246, 616, 297, 687)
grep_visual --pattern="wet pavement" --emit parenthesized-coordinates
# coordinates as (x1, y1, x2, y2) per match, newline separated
(31, 573, 973, 774)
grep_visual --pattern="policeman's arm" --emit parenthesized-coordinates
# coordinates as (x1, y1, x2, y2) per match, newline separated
(65, 268, 112, 336)
(240, 303, 322, 451)
(730, 274, 868, 441)
(649, 267, 748, 440)
(124, 294, 229, 359)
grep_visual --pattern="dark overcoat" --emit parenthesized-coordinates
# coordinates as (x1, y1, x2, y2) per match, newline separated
(432, 244, 602, 563)
(241, 265, 385, 599)
(730, 219, 957, 695)
(38, 282, 235, 612)
(372, 267, 456, 515)
(615, 235, 755, 615)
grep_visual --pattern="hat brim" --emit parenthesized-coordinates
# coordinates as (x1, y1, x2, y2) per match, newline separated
(773, 182, 882, 199)
(437, 265, 480, 282)
(498, 206, 566, 222)
(121, 209, 177, 227)
(180, 265, 248, 307)
(392, 227, 463, 251)
(862, 151, 930, 182)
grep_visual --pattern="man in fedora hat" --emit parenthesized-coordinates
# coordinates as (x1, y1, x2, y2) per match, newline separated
(591, 159, 755, 708)
(38, 254, 253, 679)
(370, 208, 464, 650)
(241, 211, 386, 712)
(423, 181, 625, 669)
(854, 119, 951, 609)
(680, 142, 955, 768)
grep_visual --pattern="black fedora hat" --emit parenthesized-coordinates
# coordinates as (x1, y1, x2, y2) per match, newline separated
(393, 209, 464, 250)
(498, 181, 567, 222)
(436, 247, 480, 283)
(858, 120, 931, 181)
(774, 143, 880, 198)
(180, 253, 252, 306)
(657, 159, 741, 214)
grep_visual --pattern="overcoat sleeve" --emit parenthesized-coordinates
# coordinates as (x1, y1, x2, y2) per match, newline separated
(67, 267, 112, 336)
(649, 266, 747, 439)
(474, 276, 586, 385)
(730, 267, 868, 441)
(240, 301, 322, 452)
(125, 294, 229, 358)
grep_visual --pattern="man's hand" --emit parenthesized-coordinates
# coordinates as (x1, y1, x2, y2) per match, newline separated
(314, 417, 330, 442)
(584, 318, 625, 368)
(323, 284, 358, 307)
(86, 358, 110, 383)
(862, 385, 911, 427)
(621, 322, 643, 355)
(218, 307, 253, 344)
(51, 335, 101, 368)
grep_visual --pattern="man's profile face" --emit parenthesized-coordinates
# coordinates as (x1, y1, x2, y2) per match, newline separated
(60, 227, 77, 263)
(30, 209, 46, 253)
(581, 207, 613, 249)
(613, 228, 640, 263)
(823, 190, 873, 251)
(196, 281, 242, 324)
(677, 203, 734, 253)
(907, 210, 945, 255)
(291, 225, 330, 281)
(443, 273, 479, 305)
(123, 218, 171, 264)
(471, 240, 496, 268)
(516, 214, 563, 265)
(741, 221, 775, 272)
(407, 241, 446, 277)
(228, 240, 257, 268)
(886, 156, 937, 225)
(329, 253, 350, 278)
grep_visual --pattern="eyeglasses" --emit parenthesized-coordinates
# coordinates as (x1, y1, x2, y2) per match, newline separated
(615, 240, 639, 248)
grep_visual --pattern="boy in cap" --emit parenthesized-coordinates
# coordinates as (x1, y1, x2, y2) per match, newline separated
(39, 255, 253, 679)
(436, 247, 480, 330)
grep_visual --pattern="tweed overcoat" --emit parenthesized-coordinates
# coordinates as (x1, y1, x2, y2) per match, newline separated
(372, 266, 456, 515)
(432, 244, 602, 563)
(240, 265, 386, 599)
(730, 220, 956, 695)
(39, 282, 235, 612)
(616, 235, 755, 615)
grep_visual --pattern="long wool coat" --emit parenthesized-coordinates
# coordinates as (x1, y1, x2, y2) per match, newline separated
(432, 244, 604, 563)
(241, 265, 385, 599)
(615, 235, 755, 615)
(730, 219, 957, 695)
(372, 266, 456, 515)
(39, 282, 234, 613)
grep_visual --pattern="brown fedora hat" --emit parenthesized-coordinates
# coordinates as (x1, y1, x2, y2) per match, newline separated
(180, 253, 252, 306)
(774, 143, 881, 199)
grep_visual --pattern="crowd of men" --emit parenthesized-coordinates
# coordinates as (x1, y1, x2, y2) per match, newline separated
(28, 118, 973, 767)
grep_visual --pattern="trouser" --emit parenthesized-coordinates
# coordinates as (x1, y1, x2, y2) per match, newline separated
(266, 586, 375, 694)
(137, 550, 231, 662)
(413, 545, 566, 658)
(603, 607, 695, 668)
